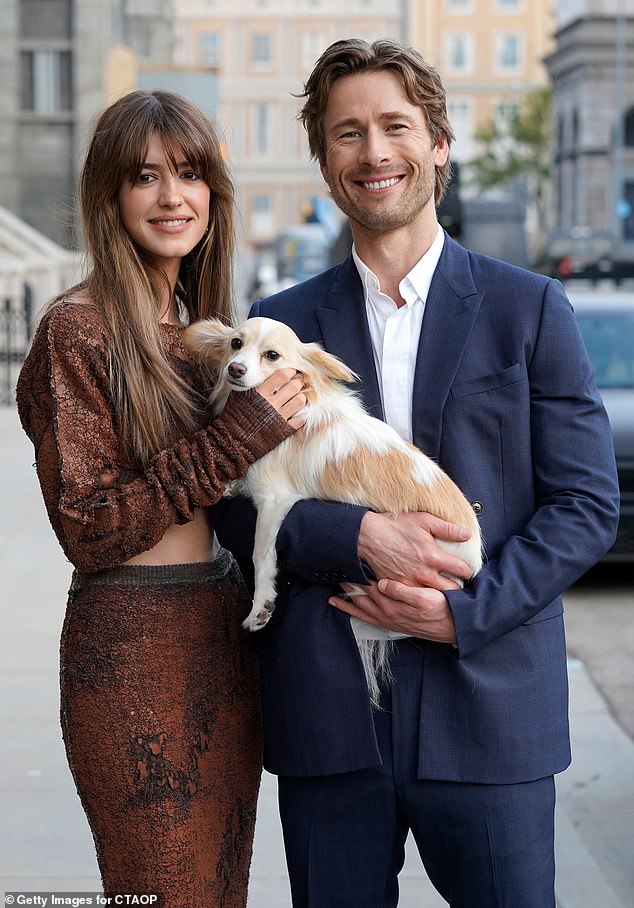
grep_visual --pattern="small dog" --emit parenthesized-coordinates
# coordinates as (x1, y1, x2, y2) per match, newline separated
(184, 316, 482, 703)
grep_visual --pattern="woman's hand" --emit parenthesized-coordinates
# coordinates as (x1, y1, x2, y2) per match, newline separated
(257, 369, 307, 429)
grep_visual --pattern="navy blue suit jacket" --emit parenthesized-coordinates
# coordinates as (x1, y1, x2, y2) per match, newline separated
(214, 235, 619, 783)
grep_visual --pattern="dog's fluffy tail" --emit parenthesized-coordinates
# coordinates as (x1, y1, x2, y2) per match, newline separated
(356, 639, 394, 709)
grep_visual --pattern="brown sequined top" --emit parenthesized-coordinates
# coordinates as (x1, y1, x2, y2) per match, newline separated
(16, 302, 293, 573)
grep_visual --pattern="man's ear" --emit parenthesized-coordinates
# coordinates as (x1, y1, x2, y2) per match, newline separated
(433, 136, 449, 166)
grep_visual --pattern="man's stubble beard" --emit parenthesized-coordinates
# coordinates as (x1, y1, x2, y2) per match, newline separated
(325, 169, 436, 234)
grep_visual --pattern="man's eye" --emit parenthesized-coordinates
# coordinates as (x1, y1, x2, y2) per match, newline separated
(264, 350, 280, 361)
(231, 337, 243, 350)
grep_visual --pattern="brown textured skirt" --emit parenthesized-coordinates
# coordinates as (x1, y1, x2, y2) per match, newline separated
(60, 549, 262, 908)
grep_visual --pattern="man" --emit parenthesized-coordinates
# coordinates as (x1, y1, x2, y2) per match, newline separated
(215, 38, 619, 907)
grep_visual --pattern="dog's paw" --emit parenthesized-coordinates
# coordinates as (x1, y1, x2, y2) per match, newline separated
(223, 479, 243, 498)
(242, 601, 276, 632)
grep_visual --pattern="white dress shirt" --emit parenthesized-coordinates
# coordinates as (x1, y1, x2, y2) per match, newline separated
(350, 226, 445, 641)
(352, 225, 444, 442)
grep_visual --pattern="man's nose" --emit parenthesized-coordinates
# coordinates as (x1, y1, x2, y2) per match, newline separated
(359, 127, 390, 168)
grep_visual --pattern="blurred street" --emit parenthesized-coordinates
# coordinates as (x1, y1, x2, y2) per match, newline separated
(1, 402, 633, 907)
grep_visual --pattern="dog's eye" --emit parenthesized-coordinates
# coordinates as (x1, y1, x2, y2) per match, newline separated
(264, 351, 280, 361)
(231, 337, 243, 350)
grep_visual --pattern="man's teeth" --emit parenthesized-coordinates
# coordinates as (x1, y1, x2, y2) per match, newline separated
(152, 218, 189, 225)
(362, 177, 401, 190)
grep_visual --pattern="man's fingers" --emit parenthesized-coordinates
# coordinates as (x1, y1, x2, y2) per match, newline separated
(417, 512, 471, 542)
(377, 578, 417, 602)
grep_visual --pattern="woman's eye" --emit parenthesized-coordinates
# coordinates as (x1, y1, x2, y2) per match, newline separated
(181, 171, 200, 181)
(231, 337, 243, 350)
(137, 173, 154, 184)
(264, 351, 280, 361)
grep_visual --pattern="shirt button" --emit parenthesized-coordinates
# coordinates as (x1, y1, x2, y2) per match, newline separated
(472, 501, 484, 515)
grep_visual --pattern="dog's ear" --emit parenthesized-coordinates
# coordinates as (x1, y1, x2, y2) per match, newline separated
(182, 319, 234, 364)
(301, 343, 359, 384)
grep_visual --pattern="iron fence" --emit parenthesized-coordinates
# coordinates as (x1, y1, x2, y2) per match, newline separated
(0, 283, 33, 405)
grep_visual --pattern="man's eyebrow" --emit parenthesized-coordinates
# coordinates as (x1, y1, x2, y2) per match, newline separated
(381, 110, 417, 122)
(329, 117, 362, 132)
(328, 111, 417, 132)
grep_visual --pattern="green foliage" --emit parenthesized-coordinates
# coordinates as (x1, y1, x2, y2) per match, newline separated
(468, 87, 552, 192)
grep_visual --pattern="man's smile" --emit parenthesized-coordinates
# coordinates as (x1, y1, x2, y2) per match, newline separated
(357, 175, 405, 191)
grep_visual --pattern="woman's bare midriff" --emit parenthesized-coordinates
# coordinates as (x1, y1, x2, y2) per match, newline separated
(124, 508, 219, 566)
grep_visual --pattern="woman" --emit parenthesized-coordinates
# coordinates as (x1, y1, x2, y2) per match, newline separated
(16, 90, 305, 906)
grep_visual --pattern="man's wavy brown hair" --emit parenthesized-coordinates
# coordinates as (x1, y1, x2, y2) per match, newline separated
(298, 38, 455, 205)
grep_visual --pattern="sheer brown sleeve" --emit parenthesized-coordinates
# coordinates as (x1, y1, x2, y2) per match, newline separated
(16, 305, 294, 572)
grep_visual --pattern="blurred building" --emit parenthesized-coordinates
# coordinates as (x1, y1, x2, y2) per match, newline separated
(409, 0, 555, 170)
(545, 0, 634, 247)
(172, 0, 403, 251)
(0, 0, 177, 248)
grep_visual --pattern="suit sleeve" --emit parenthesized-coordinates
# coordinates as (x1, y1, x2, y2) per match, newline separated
(213, 495, 372, 588)
(446, 279, 620, 658)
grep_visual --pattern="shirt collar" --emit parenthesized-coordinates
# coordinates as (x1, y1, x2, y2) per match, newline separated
(352, 225, 445, 307)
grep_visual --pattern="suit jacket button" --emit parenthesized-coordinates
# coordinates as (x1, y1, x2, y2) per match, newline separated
(472, 501, 484, 515)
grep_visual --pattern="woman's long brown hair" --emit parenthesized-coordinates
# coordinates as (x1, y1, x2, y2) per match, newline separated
(50, 90, 235, 465)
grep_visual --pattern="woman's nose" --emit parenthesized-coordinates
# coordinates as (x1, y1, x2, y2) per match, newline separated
(159, 175, 183, 207)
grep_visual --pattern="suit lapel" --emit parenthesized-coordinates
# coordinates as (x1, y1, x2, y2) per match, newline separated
(315, 256, 384, 419)
(412, 238, 484, 460)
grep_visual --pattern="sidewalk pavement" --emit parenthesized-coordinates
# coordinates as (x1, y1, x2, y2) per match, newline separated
(2, 404, 633, 907)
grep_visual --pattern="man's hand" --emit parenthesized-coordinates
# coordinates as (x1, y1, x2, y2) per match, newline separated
(329, 580, 457, 644)
(358, 511, 473, 591)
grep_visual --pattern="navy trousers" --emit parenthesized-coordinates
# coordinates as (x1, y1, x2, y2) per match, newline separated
(278, 639, 556, 907)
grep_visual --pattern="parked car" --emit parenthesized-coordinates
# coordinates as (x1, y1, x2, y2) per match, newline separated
(538, 227, 617, 284)
(571, 291, 634, 561)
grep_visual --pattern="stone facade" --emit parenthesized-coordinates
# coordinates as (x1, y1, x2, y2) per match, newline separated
(545, 3, 634, 246)
(0, 0, 175, 248)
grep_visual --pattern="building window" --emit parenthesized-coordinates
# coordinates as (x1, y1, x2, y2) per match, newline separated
(495, 33, 522, 73)
(357, 31, 379, 44)
(445, 33, 473, 74)
(447, 99, 474, 161)
(302, 30, 326, 70)
(251, 103, 274, 155)
(251, 194, 275, 241)
(20, 50, 72, 113)
(251, 32, 273, 66)
(20, 0, 71, 40)
(496, 0, 522, 9)
(445, 0, 473, 11)
(199, 32, 220, 66)
(624, 107, 634, 146)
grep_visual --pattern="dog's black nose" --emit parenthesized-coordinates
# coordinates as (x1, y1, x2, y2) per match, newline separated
(228, 361, 247, 378)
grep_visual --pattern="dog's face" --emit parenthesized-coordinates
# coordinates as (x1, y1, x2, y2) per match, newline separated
(183, 317, 357, 398)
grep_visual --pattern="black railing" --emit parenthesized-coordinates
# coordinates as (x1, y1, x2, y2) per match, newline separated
(1, 282, 33, 405)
